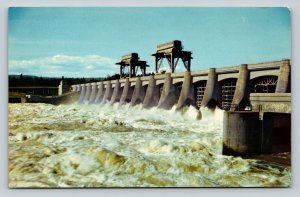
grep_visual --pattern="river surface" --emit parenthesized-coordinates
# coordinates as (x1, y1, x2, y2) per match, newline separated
(8, 103, 291, 187)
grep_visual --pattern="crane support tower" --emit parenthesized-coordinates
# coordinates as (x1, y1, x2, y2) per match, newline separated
(152, 40, 192, 73)
(116, 53, 149, 78)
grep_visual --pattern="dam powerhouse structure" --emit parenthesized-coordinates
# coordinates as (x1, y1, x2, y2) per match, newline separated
(70, 40, 291, 157)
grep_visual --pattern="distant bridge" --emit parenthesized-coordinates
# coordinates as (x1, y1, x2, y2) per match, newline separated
(9, 81, 69, 98)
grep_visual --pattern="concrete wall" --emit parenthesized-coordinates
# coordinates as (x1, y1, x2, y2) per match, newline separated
(83, 84, 92, 102)
(88, 83, 98, 104)
(250, 93, 291, 114)
(110, 80, 123, 104)
(223, 111, 291, 156)
(262, 113, 291, 153)
(76, 85, 81, 92)
(58, 80, 69, 95)
(176, 71, 195, 110)
(157, 73, 178, 109)
(201, 68, 217, 108)
(223, 112, 262, 156)
(78, 84, 86, 103)
(102, 81, 113, 104)
(75, 59, 290, 110)
(230, 64, 249, 111)
(94, 82, 104, 104)
(130, 77, 147, 106)
(276, 59, 291, 93)
(120, 78, 134, 104)
(142, 75, 160, 108)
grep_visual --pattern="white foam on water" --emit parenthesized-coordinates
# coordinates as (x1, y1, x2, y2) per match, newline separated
(183, 105, 200, 120)
(8, 103, 291, 188)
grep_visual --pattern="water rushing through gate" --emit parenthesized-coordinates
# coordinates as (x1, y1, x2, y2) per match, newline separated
(8, 103, 291, 187)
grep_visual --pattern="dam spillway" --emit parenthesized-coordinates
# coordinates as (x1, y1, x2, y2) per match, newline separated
(72, 59, 291, 157)
(8, 59, 292, 187)
(8, 102, 291, 187)
(72, 59, 291, 112)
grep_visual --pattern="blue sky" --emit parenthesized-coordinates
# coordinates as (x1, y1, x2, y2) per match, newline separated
(8, 7, 291, 77)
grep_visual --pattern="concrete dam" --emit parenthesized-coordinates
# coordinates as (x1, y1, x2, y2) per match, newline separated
(70, 41, 291, 157)
(71, 59, 291, 156)
(72, 59, 290, 110)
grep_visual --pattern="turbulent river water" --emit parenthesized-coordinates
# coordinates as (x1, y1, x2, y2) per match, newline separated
(8, 103, 291, 188)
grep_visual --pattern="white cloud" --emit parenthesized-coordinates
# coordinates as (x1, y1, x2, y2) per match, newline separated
(9, 54, 119, 78)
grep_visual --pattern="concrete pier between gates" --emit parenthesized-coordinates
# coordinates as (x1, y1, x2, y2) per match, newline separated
(76, 85, 79, 92)
(94, 82, 104, 104)
(201, 68, 217, 108)
(157, 73, 178, 109)
(73, 85, 79, 92)
(110, 79, 122, 104)
(88, 83, 97, 104)
(130, 77, 146, 106)
(176, 71, 195, 110)
(83, 83, 91, 102)
(143, 75, 160, 108)
(102, 81, 112, 104)
(78, 84, 86, 103)
(120, 78, 133, 104)
(276, 59, 290, 93)
(230, 64, 249, 111)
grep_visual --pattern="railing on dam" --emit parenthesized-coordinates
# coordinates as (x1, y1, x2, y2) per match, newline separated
(72, 59, 291, 112)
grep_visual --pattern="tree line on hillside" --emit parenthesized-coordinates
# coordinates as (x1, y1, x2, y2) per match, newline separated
(9, 72, 154, 87)
(9, 74, 104, 87)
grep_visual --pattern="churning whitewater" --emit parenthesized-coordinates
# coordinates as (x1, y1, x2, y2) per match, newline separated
(8, 103, 291, 187)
